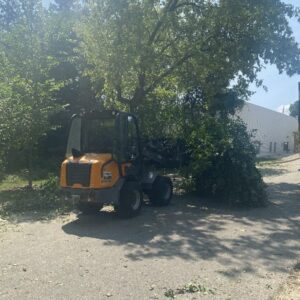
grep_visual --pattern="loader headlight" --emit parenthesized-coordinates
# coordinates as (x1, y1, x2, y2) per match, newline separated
(101, 161, 113, 181)
(103, 171, 112, 181)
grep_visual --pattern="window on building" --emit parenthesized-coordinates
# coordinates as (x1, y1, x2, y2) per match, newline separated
(269, 142, 272, 152)
(253, 141, 261, 154)
(283, 142, 289, 152)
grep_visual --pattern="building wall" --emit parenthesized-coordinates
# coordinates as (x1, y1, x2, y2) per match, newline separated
(236, 102, 298, 156)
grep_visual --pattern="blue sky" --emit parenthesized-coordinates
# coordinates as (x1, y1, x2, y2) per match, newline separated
(43, 0, 300, 113)
(250, 0, 300, 113)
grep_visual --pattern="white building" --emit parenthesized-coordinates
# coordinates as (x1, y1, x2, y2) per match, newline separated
(237, 102, 298, 156)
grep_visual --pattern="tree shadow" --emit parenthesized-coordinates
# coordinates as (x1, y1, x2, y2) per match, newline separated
(62, 181, 300, 276)
(258, 167, 288, 177)
(0, 188, 72, 223)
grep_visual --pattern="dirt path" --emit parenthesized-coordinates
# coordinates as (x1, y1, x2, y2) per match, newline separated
(1, 156, 300, 300)
(274, 263, 300, 300)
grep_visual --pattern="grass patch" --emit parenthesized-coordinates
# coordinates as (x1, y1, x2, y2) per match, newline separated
(0, 174, 45, 191)
(0, 175, 72, 220)
(164, 282, 215, 298)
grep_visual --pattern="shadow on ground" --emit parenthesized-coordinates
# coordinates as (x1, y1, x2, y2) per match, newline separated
(62, 181, 300, 276)
(258, 167, 288, 177)
(0, 188, 72, 222)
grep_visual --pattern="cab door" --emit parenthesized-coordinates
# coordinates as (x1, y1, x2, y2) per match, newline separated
(116, 113, 142, 179)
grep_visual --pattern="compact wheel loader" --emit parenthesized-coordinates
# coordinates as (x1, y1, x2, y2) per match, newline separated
(60, 110, 173, 218)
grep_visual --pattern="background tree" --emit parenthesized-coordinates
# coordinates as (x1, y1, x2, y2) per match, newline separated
(47, 0, 102, 115)
(76, 0, 300, 205)
(34, 0, 104, 167)
(289, 100, 299, 117)
(0, 0, 62, 188)
(78, 0, 300, 126)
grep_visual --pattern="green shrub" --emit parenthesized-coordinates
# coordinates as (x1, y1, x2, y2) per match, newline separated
(186, 116, 267, 207)
(39, 174, 60, 194)
(36, 175, 71, 211)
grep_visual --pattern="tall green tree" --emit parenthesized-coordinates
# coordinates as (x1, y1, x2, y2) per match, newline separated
(0, 0, 62, 187)
(32, 0, 102, 166)
(76, 0, 300, 206)
(78, 0, 300, 123)
(47, 0, 101, 115)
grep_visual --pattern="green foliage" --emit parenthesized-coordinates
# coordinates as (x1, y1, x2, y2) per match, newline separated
(289, 100, 299, 117)
(38, 175, 61, 201)
(47, 1, 99, 113)
(0, 1, 63, 185)
(36, 1, 102, 167)
(186, 116, 267, 206)
(78, 0, 300, 119)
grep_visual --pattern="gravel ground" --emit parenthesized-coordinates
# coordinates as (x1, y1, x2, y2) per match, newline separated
(1, 155, 300, 300)
(274, 263, 300, 300)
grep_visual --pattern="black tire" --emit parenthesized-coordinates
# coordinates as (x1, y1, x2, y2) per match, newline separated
(76, 202, 102, 215)
(148, 176, 173, 206)
(115, 182, 143, 218)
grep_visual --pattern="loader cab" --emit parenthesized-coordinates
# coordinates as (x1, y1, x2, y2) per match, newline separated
(66, 110, 142, 176)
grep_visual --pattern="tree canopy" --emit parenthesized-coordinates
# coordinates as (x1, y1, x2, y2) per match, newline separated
(78, 0, 300, 117)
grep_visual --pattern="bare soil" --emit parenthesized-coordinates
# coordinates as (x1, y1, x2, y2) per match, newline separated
(1, 155, 300, 299)
(274, 263, 300, 300)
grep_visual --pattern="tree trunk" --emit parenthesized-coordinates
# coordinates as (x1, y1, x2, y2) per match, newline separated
(27, 147, 33, 189)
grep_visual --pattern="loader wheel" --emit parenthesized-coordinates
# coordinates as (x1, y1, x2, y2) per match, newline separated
(116, 182, 142, 218)
(148, 176, 173, 206)
(76, 202, 102, 215)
